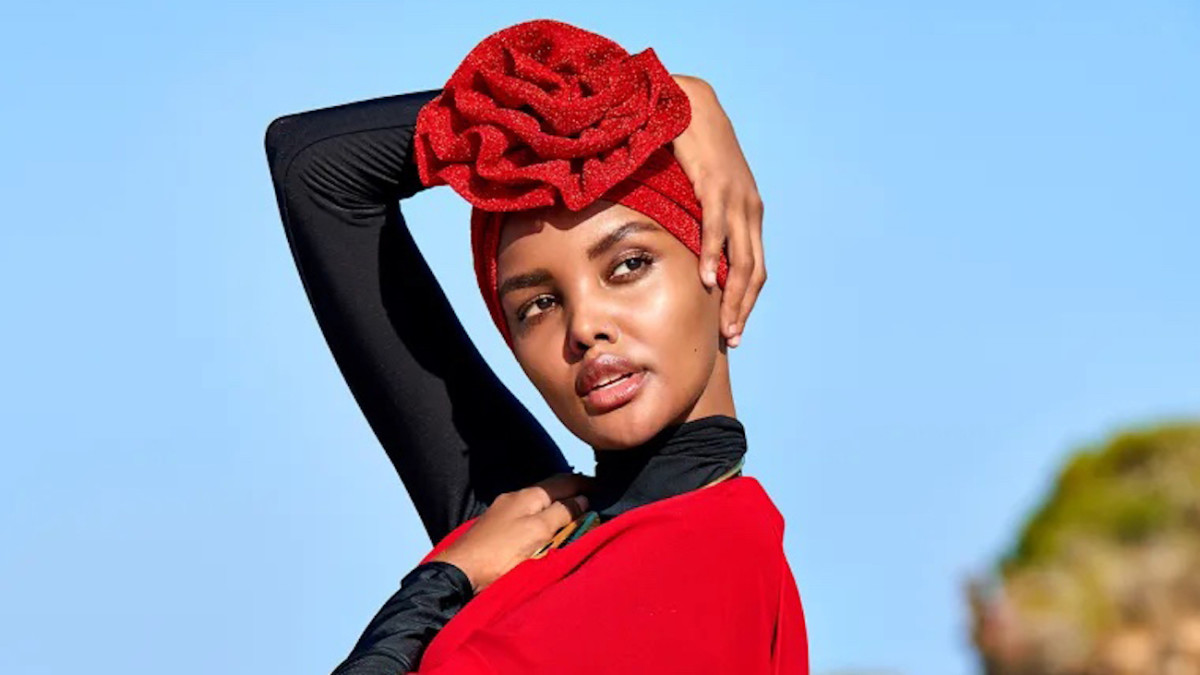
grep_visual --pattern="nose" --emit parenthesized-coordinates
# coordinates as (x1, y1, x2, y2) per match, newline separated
(565, 294, 619, 359)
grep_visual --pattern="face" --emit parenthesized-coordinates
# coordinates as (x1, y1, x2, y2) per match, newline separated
(496, 200, 732, 450)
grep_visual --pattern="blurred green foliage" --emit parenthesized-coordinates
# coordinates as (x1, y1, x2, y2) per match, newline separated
(1001, 422, 1200, 574)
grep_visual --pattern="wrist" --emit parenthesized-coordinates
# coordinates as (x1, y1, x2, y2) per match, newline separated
(427, 552, 481, 594)
(405, 561, 476, 603)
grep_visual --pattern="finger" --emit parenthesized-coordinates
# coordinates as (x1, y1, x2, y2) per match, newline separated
(534, 494, 590, 532)
(721, 206, 754, 341)
(734, 201, 767, 339)
(530, 472, 593, 505)
(698, 188, 729, 289)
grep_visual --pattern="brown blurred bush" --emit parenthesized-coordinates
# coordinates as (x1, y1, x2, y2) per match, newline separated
(967, 423, 1200, 675)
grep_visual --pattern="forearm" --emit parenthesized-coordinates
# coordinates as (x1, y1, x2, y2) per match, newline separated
(263, 91, 569, 544)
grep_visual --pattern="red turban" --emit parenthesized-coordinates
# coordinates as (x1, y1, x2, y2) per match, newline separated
(413, 18, 729, 344)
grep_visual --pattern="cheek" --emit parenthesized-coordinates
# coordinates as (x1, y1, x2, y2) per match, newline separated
(627, 263, 719, 362)
(514, 339, 575, 411)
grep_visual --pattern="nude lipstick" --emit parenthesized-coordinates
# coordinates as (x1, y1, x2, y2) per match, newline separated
(576, 353, 647, 414)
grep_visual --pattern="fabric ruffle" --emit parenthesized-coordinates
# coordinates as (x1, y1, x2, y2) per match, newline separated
(414, 19, 691, 211)
(414, 19, 727, 344)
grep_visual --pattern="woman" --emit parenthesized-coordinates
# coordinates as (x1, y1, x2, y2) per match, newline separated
(265, 19, 805, 674)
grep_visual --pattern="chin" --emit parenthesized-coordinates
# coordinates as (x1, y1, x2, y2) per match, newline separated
(572, 397, 678, 450)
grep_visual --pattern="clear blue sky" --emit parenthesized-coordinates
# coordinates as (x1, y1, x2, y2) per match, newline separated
(2, 2, 1197, 673)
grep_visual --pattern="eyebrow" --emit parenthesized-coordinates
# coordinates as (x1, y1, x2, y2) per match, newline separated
(586, 221, 659, 261)
(497, 221, 659, 300)
(498, 268, 553, 300)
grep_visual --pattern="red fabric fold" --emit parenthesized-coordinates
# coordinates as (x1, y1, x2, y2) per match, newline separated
(414, 19, 729, 343)
(413, 477, 809, 674)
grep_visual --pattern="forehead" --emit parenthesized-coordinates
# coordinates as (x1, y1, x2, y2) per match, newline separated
(498, 199, 635, 254)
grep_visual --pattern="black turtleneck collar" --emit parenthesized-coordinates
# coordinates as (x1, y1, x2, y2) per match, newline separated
(587, 414, 747, 521)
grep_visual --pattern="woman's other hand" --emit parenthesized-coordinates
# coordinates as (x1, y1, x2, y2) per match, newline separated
(429, 473, 591, 593)
(670, 74, 766, 348)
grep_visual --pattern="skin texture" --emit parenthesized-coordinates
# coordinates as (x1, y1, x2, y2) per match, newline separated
(670, 75, 766, 347)
(433, 200, 738, 591)
(431, 76, 761, 592)
(431, 473, 591, 593)
(497, 200, 737, 450)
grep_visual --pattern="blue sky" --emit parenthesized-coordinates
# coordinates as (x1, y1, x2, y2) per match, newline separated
(2, 2, 1197, 673)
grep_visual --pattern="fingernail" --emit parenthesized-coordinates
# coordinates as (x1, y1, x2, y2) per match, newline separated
(704, 269, 717, 286)
(727, 323, 737, 335)
(728, 334, 741, 348)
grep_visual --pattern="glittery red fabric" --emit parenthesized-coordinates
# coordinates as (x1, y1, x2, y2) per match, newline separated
(413, 18, 729, 343)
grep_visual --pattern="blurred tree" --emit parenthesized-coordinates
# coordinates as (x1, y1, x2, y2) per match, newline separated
(967, 422, 1200, 675)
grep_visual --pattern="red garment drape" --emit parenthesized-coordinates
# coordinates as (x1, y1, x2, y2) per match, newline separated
(413, 477, 808, 674)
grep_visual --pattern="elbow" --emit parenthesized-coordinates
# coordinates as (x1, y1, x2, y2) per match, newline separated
(263, 114, 297, 173)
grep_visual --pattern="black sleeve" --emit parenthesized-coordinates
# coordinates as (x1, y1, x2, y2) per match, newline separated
(331, 562, 474, 674)
(263, 89, 572, 545)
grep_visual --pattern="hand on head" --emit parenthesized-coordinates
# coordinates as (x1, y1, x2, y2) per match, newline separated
(413, 19, 761, 453)
(669, 74, 767, 348)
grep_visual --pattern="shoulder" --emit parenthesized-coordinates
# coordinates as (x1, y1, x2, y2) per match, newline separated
(656, 476, 783, 536)
(589, 476, 787, 573)
(679, 476, 785, 558)
(550, 477, 790, 634)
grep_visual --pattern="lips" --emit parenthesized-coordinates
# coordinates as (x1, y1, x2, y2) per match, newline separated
(575, 353, 648, 413)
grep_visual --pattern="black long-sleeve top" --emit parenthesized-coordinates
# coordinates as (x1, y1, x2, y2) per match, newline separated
(264, 89, 573, 543)
(265, 89, 573, 673)
(264, 89, 748, 673)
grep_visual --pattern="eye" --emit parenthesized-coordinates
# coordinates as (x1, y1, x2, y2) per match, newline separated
(610, 252, 655, 281)
(517, 294, 558, 322)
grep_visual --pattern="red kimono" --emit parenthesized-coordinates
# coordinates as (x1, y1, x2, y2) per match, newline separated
(412, 476, 808, 673)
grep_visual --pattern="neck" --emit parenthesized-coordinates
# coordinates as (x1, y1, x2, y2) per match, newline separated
(588, 414, 747, 521)
(680, 349, 736, 423)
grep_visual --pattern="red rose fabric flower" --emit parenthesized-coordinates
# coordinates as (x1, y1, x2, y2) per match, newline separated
(413, 19, 727, 344)
(413, 18, 691, 211)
